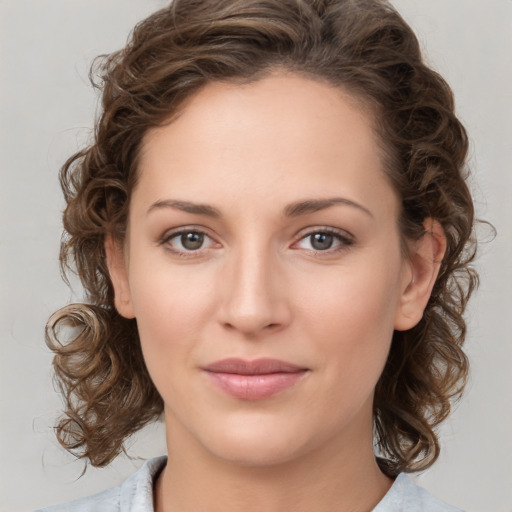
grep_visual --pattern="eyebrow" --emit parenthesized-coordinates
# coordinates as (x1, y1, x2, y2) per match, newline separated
(147, 197, 373, 219)
(284, 198, 374, 218)
(147, 200, 221, 217)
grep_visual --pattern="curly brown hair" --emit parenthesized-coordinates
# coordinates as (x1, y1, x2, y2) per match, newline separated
(46, 0, 477, 473)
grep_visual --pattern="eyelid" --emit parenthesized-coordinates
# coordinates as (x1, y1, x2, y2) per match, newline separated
(291, 226, 355, 252)
(158, 225, 354, 256)
(160, 226, 221, 255)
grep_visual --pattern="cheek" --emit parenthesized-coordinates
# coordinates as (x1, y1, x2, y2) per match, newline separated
(296, 253, 404, 382)
(127, 270, 214, 411)
(127, 260, 218, 362)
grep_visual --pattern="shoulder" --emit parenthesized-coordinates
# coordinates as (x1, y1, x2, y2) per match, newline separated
(373, 473, 465, 512)
(34, 456, 167, 512)
(34, 486, 121, 512)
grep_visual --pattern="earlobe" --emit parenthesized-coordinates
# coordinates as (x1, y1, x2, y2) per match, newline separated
(394, 219, 446, 331)
(105, 234, 136, 319)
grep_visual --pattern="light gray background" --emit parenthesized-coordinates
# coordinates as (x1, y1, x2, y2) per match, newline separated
(1, 1, 511, 511)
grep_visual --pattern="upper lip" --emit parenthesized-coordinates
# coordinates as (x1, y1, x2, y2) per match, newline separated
(203, 358, 307, 375)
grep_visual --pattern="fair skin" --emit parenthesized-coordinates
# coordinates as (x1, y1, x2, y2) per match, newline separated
(106, 72, 445, 512)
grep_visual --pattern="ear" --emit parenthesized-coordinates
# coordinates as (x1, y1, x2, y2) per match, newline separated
(105, 234, 136, 319)
(394, 219, 446, 331)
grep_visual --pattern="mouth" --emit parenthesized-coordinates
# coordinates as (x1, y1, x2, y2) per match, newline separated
(202, 358, 309, 400)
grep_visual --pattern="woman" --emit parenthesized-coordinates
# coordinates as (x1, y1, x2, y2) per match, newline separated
(38, 0, 477, 510)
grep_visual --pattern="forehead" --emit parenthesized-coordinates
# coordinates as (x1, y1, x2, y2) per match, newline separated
(135, 73, 397, 218)
(143, 72, 378, 155)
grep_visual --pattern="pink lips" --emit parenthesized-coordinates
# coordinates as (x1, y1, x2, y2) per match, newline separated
(203, 358, 308, 400)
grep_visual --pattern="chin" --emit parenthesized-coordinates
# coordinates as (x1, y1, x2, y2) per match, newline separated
(183, 411, 303, 467)
(207, 436, 305, 468)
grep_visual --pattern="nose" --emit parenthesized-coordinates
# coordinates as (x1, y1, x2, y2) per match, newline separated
(218, 243, 291, 338)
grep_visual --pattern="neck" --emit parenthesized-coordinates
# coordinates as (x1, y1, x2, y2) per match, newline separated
(154, 417, 392, 512)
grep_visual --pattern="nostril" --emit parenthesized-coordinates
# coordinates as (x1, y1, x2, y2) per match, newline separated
(221, 319, 283, 336)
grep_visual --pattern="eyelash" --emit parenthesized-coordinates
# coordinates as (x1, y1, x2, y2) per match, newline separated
(293, 228, 355, 255)
(160, 228, 218, 258)
(160, 227, 354, 258)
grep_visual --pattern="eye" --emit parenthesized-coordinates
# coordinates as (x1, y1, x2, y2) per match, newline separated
(176, 231, 205, 251)
(294, 229, 354, 253)
(162, 229, 218, 254)
(309, 232, 335, 251)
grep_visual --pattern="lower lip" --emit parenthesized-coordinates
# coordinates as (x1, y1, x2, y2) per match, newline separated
(205, 371, 307, 400)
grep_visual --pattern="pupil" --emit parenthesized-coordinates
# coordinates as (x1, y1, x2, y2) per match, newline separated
(311, 233, 333, 250)
(181, 232, 204, 250)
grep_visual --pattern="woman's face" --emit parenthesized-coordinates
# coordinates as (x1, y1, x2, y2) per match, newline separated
(112, 73, 417, 466)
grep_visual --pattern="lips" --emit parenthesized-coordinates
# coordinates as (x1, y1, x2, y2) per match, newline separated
(203, 358, 309, 400)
